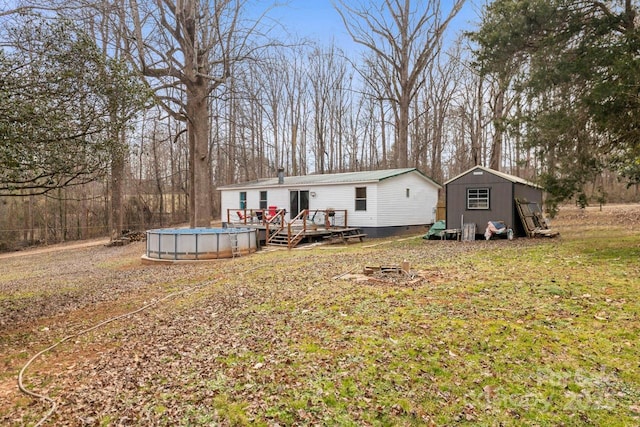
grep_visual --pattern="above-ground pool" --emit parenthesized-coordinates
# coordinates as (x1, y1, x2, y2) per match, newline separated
(142, 227, 258, 263)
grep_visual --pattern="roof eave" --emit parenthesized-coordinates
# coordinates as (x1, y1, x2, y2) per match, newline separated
(444, 165, 541, 189)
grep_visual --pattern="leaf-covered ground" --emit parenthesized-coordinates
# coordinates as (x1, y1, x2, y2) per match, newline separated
(1, 204, 639, 426)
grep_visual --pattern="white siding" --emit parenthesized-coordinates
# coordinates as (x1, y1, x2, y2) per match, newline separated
(306, 184, 348, 211)
(220, 188, 289, 222)
(220, 191, 238, 222)
(347, 184, 379, 227)
(308, 183, 379, 227)
(377, 173, 438, 226)
(261, 189, 290, 213)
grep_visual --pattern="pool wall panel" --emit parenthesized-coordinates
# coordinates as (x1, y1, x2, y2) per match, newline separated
(144, 228, 257, 262)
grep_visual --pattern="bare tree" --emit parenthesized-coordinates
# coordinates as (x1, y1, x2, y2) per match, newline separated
(307, 44, 350, 173)
(358, 57, 393, 169)
(231, 61, 267, 180)
(421, 44, 460, 183)
(85, 0, 150, 239)
(283, 48, 310, 176)
(125, 0, 268, 227)
(336, 0, 464, 168)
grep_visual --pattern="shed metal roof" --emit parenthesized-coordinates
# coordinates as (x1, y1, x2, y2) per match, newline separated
(217, 168, 442, 190)
(444, 165, 541, 188)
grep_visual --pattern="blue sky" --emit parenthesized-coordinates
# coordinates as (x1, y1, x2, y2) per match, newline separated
(268, 0, 484, 52)
(272, 1, 348, 43)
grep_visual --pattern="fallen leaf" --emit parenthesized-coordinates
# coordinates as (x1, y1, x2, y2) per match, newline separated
(594, 312, 608, 321)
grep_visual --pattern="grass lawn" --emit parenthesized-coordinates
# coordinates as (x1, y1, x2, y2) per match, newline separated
(1, 205, 638, 426)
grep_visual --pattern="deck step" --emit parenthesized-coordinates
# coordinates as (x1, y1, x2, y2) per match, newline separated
(268, 232, 290, 246)
(266, 227, 366, 248)
(326, 228, 367, 243)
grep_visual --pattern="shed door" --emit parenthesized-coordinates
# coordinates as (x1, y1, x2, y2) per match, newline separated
(289, 190, 309, 219)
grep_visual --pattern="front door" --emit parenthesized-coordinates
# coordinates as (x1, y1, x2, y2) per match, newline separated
(289, 190, 309, 219)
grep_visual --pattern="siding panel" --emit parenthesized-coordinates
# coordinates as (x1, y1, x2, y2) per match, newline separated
(378, 173, 438, 226)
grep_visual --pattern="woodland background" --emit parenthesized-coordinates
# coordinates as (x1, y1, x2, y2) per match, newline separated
(1, 0, 639, 251)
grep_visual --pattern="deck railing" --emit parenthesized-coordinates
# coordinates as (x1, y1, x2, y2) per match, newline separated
(226, 208, 349, 248)
(226, 208, 260, 225)
(265, 209, 287, 245)
(279, 209, 348, 248)
(287, 210, 308, 248)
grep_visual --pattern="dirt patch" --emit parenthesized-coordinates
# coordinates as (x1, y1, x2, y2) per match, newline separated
(0, 238, 110, 260)
(337, 264, 452, 287)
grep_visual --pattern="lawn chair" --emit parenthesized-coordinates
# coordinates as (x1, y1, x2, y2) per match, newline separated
(264, 206, 279, 222)
(236, 210, 249, 223)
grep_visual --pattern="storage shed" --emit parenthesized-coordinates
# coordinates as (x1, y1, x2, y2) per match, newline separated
(217, 168, 441, 238)
(444, 166, 543, 238)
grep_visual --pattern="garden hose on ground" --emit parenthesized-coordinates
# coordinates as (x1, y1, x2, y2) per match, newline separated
(18, 279, 219, 426)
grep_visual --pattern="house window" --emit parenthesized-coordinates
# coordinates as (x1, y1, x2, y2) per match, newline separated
(239, 192, 247, 209)
(467, 188, 489, 210)
(259, 191, 267, 209)
(406, 188, 410, 198)
(355, 187, 367, 211)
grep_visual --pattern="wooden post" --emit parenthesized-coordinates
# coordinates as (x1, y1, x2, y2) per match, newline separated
(401, 260, 410, 273)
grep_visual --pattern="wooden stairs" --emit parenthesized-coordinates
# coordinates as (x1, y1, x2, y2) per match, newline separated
(267, 227, 366, 249)
(267, 230, 301, 247)
(326, 228, 367, 243)
(257, 208, 367, 249)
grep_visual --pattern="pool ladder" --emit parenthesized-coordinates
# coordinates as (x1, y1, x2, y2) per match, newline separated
(229, 233, 240, 258)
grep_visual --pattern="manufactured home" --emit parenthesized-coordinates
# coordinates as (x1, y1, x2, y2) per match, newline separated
(218, 168, 441, 238)
(444, 166, 543, 238)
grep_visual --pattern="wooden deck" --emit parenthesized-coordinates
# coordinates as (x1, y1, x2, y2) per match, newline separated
(225, 208, 366, 248)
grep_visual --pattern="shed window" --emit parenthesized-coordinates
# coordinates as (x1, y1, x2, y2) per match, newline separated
(239, 192, 247, 209)
(355, 187, 367, 211)
(467, 188, 489, 210)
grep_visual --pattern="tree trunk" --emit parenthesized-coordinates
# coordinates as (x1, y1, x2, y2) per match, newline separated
(291, 123, 298, 174)
(397, 19, 411, 170)
(380, 98, 387, 167)
(110, 143, 124, 239)
(471, 77, 483, 166)
(23, 196, 30, 243)
(430, 109, 444, 184)
(187, 82, 211, 227)
(489, 86, 505, 170)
